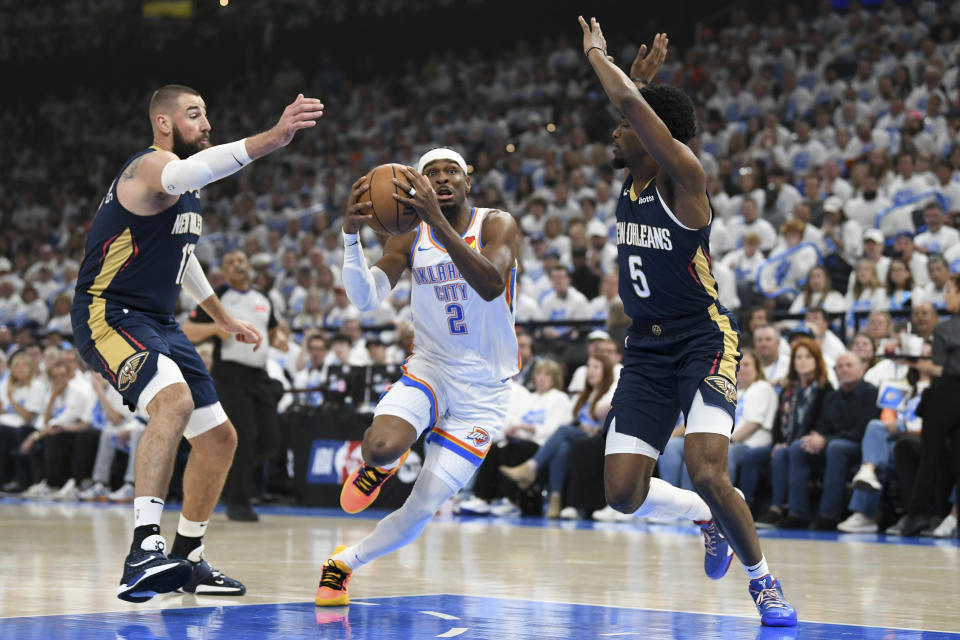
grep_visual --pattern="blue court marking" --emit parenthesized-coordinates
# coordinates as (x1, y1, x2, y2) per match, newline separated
(2, 594, 957, 639)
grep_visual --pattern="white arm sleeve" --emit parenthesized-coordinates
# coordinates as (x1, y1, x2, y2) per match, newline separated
(160, 139, 251, 195)
(180, 253, 215, 303)
(341, 231, 392, 312)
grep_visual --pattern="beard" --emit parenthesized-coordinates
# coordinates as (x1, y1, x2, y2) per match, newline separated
(172, 125, 208, 158)
(863, 190, 877, 201)
(611, 154, 627, 169)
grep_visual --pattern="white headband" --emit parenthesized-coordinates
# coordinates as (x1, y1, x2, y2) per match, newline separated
(417, 148, 468, 175)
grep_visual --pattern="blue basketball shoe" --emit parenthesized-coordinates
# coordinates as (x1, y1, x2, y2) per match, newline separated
(118, 535, 192, 603)
(696, 518, 734, 579)
(749, 574, 798, 626)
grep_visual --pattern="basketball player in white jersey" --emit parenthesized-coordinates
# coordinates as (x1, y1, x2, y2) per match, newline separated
(315, 148, 522, 605)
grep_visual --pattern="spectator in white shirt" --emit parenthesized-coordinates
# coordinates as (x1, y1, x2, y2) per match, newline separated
(729, 197, 777, 251)
(845, 176, 893, 231)
(885, 153, 933, 205)
(764, 166, 803, 228)
(892, 232, 929, 286)
(914, 202, 960, 254)
(912, 254, 950, 309)
(884, 257, 915, 312)
(292, 332, 328, 407)
(727, 349, 779, 507)
(753, 325, 790, 385)
(802, 308, 847, 366)
(789, 265, 848, 316)
(540, 266, 590, 339)
(586, 272, 620, 322)
(0, 351, 44, 491)
(822, 196, 863, 266)
(906, 66, 948, 112)
(585, 218, 617, 275)
(845, 257, 889, 315)
(933, 159, 960, 213)
(776, 120, 828, 176)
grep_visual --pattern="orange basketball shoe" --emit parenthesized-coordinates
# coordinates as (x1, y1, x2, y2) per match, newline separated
(315, 545, 352, 607)
(339, 450, 410, 514)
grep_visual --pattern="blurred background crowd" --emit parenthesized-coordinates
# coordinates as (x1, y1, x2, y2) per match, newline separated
(0, 0, 958, 537)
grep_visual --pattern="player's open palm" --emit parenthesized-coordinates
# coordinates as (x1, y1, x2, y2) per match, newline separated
(578, 16, 610, 59)
(273, 93, 325, 147)
(630, 33, 668, 83)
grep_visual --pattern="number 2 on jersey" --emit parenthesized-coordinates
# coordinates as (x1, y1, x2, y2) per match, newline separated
(175, 243, 197, 285)
(628, 255, 651, 298)
(445, 303, 468, 335)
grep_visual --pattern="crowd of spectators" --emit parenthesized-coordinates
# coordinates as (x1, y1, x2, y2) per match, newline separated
(1, 0, 959, 537)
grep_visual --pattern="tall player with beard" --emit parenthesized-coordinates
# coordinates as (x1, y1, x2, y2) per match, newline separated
(314, 148, 521, 606)
(71, 85, 323, 602)
(579, 18, 796, 626)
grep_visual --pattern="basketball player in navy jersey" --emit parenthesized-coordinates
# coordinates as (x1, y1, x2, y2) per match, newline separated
(579, 18, 796, 626)
(71, 85, 323, 602)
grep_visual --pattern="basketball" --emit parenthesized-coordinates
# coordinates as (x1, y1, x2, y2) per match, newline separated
(360, 163, 419, 235)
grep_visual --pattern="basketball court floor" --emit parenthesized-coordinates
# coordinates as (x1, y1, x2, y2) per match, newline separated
(1, 500, 958, 639)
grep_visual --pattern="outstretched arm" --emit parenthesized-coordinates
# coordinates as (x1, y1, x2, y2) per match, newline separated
(579, 17, 707, 224)
(120, 94, 324, 215)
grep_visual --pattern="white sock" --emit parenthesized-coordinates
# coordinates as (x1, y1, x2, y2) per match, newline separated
(134, 496, 164, 529)
(745, 556, 770, 580)
(633, 477, 713, 522)
(177, 514, 209, 538)
(333, 468, 456, 571)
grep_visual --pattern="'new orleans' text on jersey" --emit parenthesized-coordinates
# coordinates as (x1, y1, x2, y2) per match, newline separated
(615, 175, 721, 324)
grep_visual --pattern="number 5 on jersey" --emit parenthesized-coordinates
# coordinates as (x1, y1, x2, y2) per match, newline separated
(628, 255, 651, 298)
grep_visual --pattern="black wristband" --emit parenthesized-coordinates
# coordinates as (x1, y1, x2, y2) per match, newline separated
(585, 45, 606, 58)
(633, 77, 649, 85)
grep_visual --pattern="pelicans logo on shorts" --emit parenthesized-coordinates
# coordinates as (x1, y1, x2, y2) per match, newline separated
(117, 351, 149, 392)
(464, 427, 491, 448)
(704, 375, 738, 406)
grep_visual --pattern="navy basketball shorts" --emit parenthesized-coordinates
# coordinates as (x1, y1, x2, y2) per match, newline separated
(72, 300, 221, 432)
(606, 305, 741, 454)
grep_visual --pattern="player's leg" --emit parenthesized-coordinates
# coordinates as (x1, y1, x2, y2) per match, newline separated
(164, 329, 246, 595)
(603, 415, 713, 522)
(317, 441, 473, 606)
(680, 318, 797, 625)
(340, 373, 438, 514)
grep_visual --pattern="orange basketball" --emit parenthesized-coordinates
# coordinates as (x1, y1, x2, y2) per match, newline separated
(360, 163, 419, 235)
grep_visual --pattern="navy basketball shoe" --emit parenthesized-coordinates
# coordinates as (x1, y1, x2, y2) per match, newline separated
(177, 556, 246, 596)
(118, 535, 192, 603)
(749, 574, 798, 626)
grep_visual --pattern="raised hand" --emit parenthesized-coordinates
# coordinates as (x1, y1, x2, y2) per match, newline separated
(630, 32, 668, 83)
(343, 175, 375, 234)
(272, 93, 325, 147)
(578, 16, 612, 60)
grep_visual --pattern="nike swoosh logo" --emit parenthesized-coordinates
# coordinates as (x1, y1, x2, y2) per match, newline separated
(149, 499, 163, 505)
(230, 153, 243, 167)
(417, 247, 431, 251)
(128, 557, 155, 567)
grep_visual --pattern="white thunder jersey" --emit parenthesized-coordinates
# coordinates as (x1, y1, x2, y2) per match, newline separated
(408, 207, 520, 383)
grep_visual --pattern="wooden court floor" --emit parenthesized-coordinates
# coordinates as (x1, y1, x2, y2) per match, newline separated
(1, 501, 958, 638)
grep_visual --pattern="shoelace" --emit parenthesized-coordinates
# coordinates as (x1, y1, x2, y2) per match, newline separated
(320, 560, 348, 590)
(754, 586, 788, 610)
(699, 522, 719, 556)
(352, 465, 388, 495)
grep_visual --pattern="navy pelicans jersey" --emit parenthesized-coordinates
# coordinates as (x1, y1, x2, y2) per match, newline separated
(407, 207, 520, 383)
(615, 175, 720, 324)
(73, 147, 202, 320)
